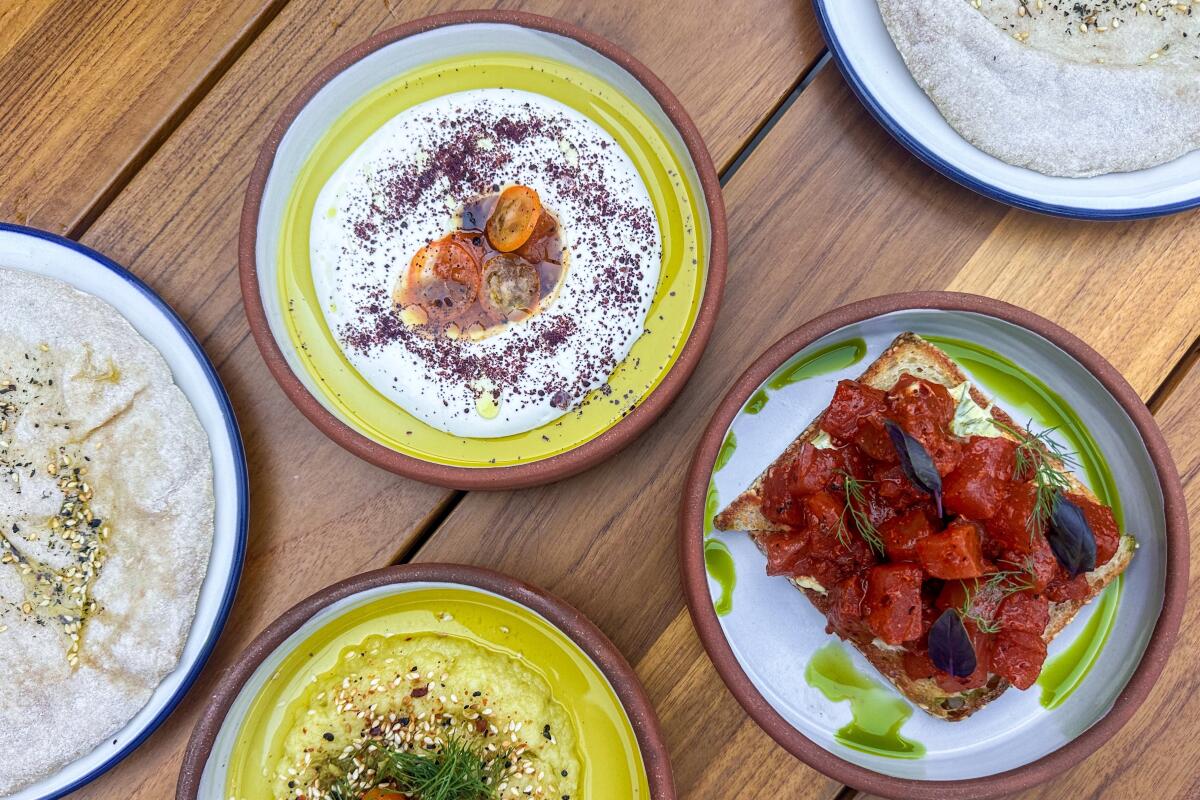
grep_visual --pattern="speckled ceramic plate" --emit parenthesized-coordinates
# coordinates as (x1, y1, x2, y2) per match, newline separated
(241, 11, 726, 490)
(680, 293, 1187, 799)
(178, 563, 674, 799)
(814, 0, 1200, 219)
(0, 224, 247, 800)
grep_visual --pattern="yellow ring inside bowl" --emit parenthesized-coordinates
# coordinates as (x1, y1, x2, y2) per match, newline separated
(224, 587, 651, 797)
(277, 52, 706, 466)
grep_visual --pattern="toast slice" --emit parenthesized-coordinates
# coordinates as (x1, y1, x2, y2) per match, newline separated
(714, 333, 1135, 720)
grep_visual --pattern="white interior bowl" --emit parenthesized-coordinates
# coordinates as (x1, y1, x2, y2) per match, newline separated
(0, 224, 247, 800)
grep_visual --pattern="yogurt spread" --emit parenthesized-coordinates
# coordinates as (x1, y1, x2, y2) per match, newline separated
(311, 88, 662, 437)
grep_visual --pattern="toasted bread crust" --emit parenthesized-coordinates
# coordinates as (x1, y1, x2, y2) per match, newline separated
(713, 333, 1135, 720)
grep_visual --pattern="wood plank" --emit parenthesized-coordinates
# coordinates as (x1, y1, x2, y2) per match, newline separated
(414, 66, 1008, 797)
(853, 348, 1200, 800)
(0, 0, 287, 233)
(67, 1, 822, 797)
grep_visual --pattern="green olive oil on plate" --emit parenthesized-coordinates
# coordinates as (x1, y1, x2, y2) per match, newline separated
(805, 643, 925, 759)
(922, 334, 1126, 709)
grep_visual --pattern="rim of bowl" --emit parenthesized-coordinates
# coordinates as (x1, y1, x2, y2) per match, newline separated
(239, 10, 728, 490)
(678, 290, 1189, 800)
(0, 223, 249, 800)
(177, 562, 677, 799)
(811, 0, 1200, 221)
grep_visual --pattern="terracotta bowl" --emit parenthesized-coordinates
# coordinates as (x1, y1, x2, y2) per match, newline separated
(679, 292, 1187, 799)
(240, 10, 726, 490)
(178, 563, 674, 798)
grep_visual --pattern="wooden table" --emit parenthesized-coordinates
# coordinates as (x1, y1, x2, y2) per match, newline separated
(3, 2, 1197, 798)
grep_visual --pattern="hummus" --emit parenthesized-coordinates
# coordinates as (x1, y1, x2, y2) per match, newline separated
(271, 632, 581, 800)
(311, 88, 662, 437)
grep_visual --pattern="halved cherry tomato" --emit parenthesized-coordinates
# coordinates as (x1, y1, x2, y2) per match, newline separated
(480, 254, 540, 321)
(486, 185, 543, 252)
(400, 236, 481, 323)
(916, 519, 987, 579)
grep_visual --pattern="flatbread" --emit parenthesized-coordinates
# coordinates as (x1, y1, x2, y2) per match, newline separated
(0, 268, 214, 795)
(877, 0, 1200, 177)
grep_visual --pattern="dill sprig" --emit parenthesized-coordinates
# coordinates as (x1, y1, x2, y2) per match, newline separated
(994, 420, 1077, 542)
(837, 470, 885, 557)
(327, 733, 509, 800)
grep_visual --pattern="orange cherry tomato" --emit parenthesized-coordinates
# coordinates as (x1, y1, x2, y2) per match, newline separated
(361, 789, 408, 800)
(480, 253, 540, 321)
(485, 185, 543, 252)
(400, 236, 481, 324)
(515, 206, 558, 263)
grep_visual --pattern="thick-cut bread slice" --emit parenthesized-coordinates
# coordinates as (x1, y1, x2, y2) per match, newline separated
(714, 333, 1135, 720)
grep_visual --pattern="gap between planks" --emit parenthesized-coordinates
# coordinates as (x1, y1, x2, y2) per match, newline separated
(62, 0, 294, 241)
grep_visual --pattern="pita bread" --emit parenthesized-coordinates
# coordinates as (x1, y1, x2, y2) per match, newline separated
(0, 268, 214, 795)
(877, 0, 1200, 177)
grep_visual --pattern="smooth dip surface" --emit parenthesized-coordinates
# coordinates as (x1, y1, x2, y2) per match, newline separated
(311, 88, 662, 437)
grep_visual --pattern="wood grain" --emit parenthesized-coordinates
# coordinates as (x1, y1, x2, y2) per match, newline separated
(52, 1, 823, 798)
(853, 347, 1200, 800)
(0, 0, 287, 234)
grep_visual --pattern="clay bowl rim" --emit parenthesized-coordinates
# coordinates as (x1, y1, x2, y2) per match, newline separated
(177, 562, 677, 799)
(678, 290, 1188, 800)
(239, 9, 727, 490)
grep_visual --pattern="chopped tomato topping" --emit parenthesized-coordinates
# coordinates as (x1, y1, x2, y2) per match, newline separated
(788, 443, 843, 496)
(485, 185, 543, 251)
(878, 506, 936, 562)
(933, 619, 994, 692)
(864, 563, 924, 644)
(991, 629, 1047, 689)
(984, 482, 1039, 555)
(761, 459, 806, 527)
(761, 530, 808, 576)
(995, 591, 1049, 637)
(1067, 491, 1120, 567)
(871, 463, 928, 510)
(944, 436, 1017, 520)
(993, 536, 1057, 593)
(886, 374, 963, 475)
(821, 380, 894, 461)
(1045, 572, 1090, 603)
(917, 520, 987, 579)
(827, 574, 868, 634)
(935, 577, 1003, 624)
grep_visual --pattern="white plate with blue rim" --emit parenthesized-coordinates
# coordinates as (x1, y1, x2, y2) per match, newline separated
(680, 293, 1187, 799)
(812, 0, 1200, 219)
(0, 223, 248, 800)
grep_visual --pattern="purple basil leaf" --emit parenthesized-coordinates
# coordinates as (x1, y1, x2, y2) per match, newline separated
(884, 419, 943, 517)
(1048, 493, 1097, 578)
(929, 608, 976, 678)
